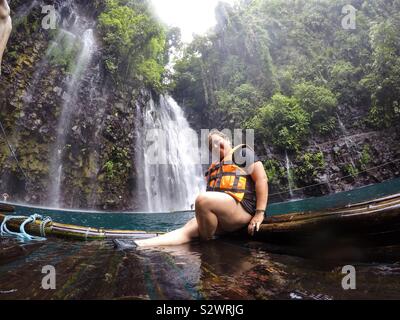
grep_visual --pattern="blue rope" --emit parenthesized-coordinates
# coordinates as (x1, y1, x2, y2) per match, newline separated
(40, 216, 53, 237)
(0, 214, 51, 241)
(0, 216, 25, 237)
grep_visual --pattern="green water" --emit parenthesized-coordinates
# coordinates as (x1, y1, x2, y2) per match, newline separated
(3, 178, 400, 231)
(267, 177, 400, 215)
(1, 179, 400, 300)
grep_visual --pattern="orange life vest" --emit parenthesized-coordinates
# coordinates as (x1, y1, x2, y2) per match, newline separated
(205, 144, 255, 202)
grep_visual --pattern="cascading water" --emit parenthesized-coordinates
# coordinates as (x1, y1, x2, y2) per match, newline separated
(86, 63, 107, 209)
(48, 3, 97, 207)
(337, 113, 357, 167)
(285, 151, 295, 198)
(136, 95, 205, 212)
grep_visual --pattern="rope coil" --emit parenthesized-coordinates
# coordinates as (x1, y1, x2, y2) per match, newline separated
(0, 214, 50, 241)
(39, 216, 53, 237)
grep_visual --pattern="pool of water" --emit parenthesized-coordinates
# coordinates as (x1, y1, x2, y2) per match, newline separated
(1, 237, 400, 300)
(267, 177, 400, 216)
(1, 179, 400, 300)
(2, 178, 400, 232)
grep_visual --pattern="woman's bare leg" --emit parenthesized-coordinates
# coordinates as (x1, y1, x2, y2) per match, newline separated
(195, 192, 252, 240)
(135, 192, 252, 247)
(135, 217, 199, 247)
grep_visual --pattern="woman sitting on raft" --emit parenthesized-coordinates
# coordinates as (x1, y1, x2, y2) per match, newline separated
(132, 129, 269, 248)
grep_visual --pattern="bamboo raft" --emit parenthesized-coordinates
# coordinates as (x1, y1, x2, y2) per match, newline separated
(1, 193, 400, 245)
(235, 193, 400, 249)
(0, 204, 163, 241)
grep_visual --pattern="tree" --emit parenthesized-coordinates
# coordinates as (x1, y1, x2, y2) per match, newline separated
(362, 20, 400, 127)
(98, 0, 167, 91)
(247, 93, 310, 151)
(293, 82, 338, 134)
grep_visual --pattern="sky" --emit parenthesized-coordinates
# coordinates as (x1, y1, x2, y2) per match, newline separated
(150, 0, 236, 43)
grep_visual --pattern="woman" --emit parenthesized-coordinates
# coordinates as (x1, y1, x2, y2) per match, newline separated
(117, 130, 269, 249)
(0, 0, 12, 75)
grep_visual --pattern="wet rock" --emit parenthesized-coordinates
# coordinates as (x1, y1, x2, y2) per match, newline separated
(39, 126, 49, 135)
(53, 86, 63, 96)
(333, 146, 340, 154)
(331, 165, 340, 173)
(316, 174, 328, 184)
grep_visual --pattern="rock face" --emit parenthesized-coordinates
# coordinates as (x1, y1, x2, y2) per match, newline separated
(1, 0, 399, 210)
(179, 84, 400, 204)
(251, 114, 400, 203)
(0, 0, 158, 210)
(180, 94, 400, 203)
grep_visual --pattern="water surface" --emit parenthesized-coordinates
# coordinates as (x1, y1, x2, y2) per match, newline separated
(1, 237, 400, 300)
(1, 178, 400, 300)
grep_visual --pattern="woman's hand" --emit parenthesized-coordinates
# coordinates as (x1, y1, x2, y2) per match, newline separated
(248, 212, 264, 236)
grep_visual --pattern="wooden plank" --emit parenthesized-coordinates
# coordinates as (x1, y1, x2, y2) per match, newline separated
(0, 203, 15, 212)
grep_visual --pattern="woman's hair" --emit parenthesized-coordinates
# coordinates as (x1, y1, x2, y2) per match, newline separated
(208, 129, 231, 150)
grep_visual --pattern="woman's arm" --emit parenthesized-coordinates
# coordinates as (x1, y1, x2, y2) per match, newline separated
(0, 0, 12, 75)
(252, 161, 269, 212)
(0, 0, 10, 19)
(247, 161, 269, 236)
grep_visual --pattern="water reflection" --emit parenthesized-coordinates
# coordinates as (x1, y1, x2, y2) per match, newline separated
(1, 238, 400, 300)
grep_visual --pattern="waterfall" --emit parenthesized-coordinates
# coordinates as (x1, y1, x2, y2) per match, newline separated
(48, 3, 97, 208)
(87, 63, 106, 209)
(337, 113, 351, 139)
(136, 95, 205, 212)
(337, 113, 357, 167)
(285, 151, 295, 198)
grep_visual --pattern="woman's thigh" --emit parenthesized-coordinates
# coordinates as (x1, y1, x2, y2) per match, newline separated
(196, 192, 253, 233)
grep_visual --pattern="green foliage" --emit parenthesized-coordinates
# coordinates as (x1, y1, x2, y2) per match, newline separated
(330, 61, 366, 107)
(344, 164, 359, 178)
(362, 20, 400, 128)
(47, 32, 81, 72)
(315, 117, 337, 136)
(103, 146, 131, 181)
(359, 144, 372, 169)
(98, 0, 167, 91)
(172, 0, 279, 128)
(263, 159, 285, 187)
(247, 94, 310, 151)
(215, 83, 264, 126)
(103, 161, 116, 179)
(295, 152, 325, 184)
(172, 0, 400, 148)
(293, 82, 338, 134)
